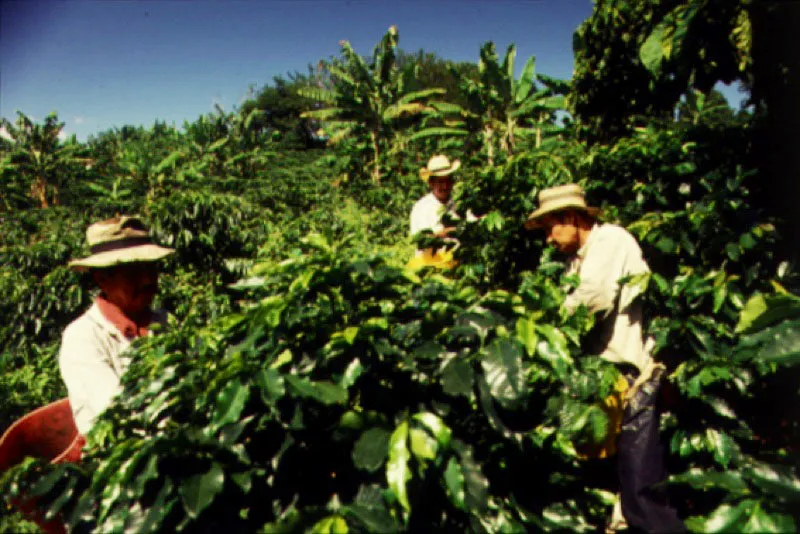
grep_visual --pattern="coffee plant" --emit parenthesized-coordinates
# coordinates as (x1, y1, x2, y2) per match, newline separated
(2, 6, 798, 533)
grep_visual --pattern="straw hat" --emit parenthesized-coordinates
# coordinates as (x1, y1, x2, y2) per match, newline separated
(68, 216, 174, 271)
(419, 154, 461, 182)
(524, 184, 601, 230)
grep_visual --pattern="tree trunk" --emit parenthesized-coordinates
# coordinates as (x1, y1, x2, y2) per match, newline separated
(750, 1, 800, 264)
(30, 177, 49, 208)
(483, 125, 495, 167)
(370, 130, 381, 183)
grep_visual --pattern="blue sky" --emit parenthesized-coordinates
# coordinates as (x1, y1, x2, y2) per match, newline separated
(1, 1, 744, 141)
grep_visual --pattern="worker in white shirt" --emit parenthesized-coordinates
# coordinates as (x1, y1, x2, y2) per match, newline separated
(60, 216, 174, 435)
(410, 154, 478, 259)
(410, 154, 461, 239)
(525, 184, 685, 533)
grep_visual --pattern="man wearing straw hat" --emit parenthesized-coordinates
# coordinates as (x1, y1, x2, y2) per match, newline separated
(59, 216, 174, 434)
(410, 154, 462, 241)
(410, 154, 479, 260)
(526, 184, 684, 533)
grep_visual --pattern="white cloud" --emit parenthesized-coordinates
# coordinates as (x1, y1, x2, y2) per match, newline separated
(72, 116, 86, 125)
(57, 130, 68, 141)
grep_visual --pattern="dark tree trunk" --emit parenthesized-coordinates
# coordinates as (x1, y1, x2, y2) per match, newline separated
(750, 1, 800, 265)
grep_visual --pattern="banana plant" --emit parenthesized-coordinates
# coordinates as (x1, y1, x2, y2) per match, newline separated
(433, 43, 568, 164)
(299, 26, 449, 183)
(0, 112, 90, 208)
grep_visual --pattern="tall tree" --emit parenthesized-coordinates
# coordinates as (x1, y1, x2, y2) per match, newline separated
(0, 112, 88, 209)
(240, 74, 323, 148)
(299, 26, 445, 183)
(436, 43, 567, 164)
(571, 0, 748, 142)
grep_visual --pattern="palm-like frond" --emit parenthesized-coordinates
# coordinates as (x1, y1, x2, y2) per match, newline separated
(339, 40, 373, 89)
(511, 95, 567, 118)
(383, 103, 429, 120)
(326, 64, 358, 88)
(396, 88, 446, 105)
(301, 107, 350, 121)
(326, 125, 355, 146)
(297, 87, 340, 104)
(374, 25, 399, 86)
(515, 56, 538, 104)
(407, 127, 468, 141)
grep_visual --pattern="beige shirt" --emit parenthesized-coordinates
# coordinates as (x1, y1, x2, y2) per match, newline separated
(58, 303, 164, 434)
(563, 223, 653, 373)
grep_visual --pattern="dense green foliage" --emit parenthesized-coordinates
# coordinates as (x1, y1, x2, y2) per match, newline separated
(2, 6, 798, 533)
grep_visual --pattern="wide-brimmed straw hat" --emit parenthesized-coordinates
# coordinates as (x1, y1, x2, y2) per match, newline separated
(68, 216, 174, 271)
(524, 184, 601, 230)
(419, 154, 461, 182)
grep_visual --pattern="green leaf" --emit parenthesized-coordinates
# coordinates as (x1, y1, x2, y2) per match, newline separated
(231, 472, 252, 494)
(341, 326, 359, 345)
(302, 233, 332, 253)
(712, 272, 728, 314)
(685, 500, 751, 533)
(413, 412, 452, 448)
(444, 456, 466, 511)
(286, 376, 348, 405)
(736, 318, 800, 366)
(725, 242, 741, 261)
(339, 410, 364, 429)
(212, 379, 250, 428)
(743, 461, 800, 502)
(516, 316, 537, 357)
(269, 348, 293, 369)
(739, 232, 757, 250)
(341, 358, 363, 388)
(515, 56, 537, 103)
(440, 356, 474, 397)
(535, 324, 573, 376)
(310, 515, 349, 534)
(670, 468, 749, 495)
(409, 428, 438, 461)
(736, 293, 800, 334)
(407, 127, 467, 141)
(256, 368, 285, 403)
(742, 503, 795, 533)
(27, 466, 66, 497)
(705, 429, 738, 468)
(481, 338, 527, 407)
(136, 480, 177, 533)
(180, 463, 225, 519)
(344, 485, 400, 533)
(640, 23, 666, 75)
(353, 428, 391, 473)
(386, 421, 411, 512)
(452, 441, 489, 513)
(736, 293, 769, 333)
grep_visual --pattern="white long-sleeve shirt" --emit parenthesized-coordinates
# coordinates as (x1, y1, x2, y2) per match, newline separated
(58, 302, 164, 434)
(409, 193, 477, 257)
(409, 193, 454, 236)
(563, 223, 653, 373)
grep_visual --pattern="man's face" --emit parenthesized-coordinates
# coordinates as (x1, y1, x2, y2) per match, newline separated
(429, 176, 454, 203)
(94, 262, 160, 315)
(540, 212, 581, 254)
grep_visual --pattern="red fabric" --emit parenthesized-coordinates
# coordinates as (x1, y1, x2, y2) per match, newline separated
(0, 399, 85, 534)
(95, 295, 150, 339)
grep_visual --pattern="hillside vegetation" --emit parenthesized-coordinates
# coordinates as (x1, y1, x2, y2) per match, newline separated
(1, 1, 798, 532)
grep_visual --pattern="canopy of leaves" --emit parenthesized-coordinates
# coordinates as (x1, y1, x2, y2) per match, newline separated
(1, 11, 799, 534)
